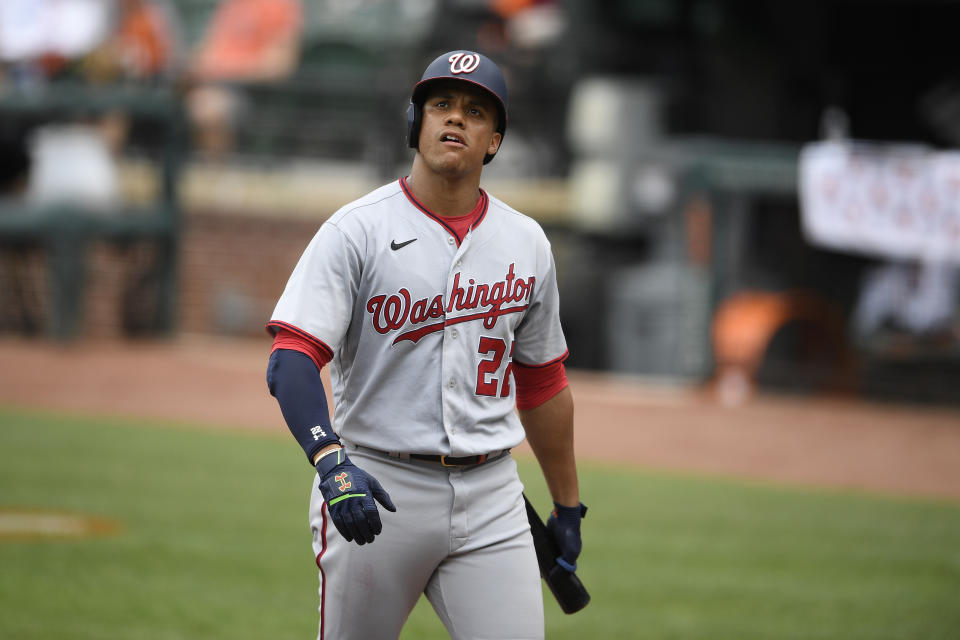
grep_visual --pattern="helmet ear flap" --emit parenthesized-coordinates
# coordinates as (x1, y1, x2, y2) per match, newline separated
(406, 101, 421, 150)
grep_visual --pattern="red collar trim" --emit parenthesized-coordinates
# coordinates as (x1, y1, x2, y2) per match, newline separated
(399, 177, 488, 246)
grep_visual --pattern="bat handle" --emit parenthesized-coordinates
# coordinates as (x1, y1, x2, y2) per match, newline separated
(555, 556, 577, 572)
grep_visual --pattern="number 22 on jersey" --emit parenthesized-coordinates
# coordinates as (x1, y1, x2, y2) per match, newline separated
(476, 337, 514, 397)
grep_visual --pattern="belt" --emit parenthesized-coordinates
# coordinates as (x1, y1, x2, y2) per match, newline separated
(408, 451, 508, 467)
(351, 445, 509, 467)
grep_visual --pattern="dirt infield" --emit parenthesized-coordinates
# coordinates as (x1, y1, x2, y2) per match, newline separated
(2, 336, 959, 504)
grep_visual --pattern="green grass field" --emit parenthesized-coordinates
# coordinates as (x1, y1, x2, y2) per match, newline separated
(2, 406, 959, 639)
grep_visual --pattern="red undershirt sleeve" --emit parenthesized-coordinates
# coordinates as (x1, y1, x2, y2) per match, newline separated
(271, 327, 332, 372)
(513, 360, 569, 410)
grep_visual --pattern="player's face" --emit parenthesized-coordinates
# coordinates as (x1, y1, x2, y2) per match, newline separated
(418, 82, 502, 176)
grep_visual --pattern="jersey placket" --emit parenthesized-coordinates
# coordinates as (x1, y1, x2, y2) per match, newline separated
(439, 232, 472, 454)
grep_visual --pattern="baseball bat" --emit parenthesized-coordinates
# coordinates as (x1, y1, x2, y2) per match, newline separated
(523, 493, 591, 614)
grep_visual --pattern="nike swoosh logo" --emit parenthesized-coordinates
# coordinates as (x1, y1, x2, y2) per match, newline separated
(391, 238, 417, 251)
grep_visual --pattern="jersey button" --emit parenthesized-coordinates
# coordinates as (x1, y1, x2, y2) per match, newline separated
(448, 379, 456, 389)
(447, 237, 455, 245)
(451, 329, 458, 339)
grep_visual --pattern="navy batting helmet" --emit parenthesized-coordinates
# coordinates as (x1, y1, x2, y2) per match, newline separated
(407, 50, 508, 165)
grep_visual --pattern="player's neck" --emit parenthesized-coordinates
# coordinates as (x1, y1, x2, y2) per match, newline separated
(406, 160, 483, 218)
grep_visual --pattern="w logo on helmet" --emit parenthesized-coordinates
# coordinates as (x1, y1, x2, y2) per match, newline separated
(448, 52, 481, 74)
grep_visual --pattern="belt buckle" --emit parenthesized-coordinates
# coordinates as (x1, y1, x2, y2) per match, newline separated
(440, 454, 487, 467)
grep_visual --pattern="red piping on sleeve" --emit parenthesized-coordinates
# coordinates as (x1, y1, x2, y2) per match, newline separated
(269, 324, 333, 371)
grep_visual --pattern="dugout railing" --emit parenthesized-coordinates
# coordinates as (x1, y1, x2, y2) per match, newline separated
(0, 82, 185, 340)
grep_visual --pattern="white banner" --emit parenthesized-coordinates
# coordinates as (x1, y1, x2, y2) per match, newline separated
(799, 141, 960, 263)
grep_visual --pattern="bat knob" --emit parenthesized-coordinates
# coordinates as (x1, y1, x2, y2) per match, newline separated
(547, 563, 591, 614)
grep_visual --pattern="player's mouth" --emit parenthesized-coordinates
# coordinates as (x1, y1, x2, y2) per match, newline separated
(440, 132, 467, 148)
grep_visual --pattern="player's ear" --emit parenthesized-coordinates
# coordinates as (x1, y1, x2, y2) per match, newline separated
(487, 132, 502, 157)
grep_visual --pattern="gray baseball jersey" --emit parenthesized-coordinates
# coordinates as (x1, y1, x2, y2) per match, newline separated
(269, 177, 568, 457)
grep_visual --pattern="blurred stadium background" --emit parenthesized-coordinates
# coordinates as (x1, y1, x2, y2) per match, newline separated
(3, 0, 960, 407)
(1, 0, 959, 401)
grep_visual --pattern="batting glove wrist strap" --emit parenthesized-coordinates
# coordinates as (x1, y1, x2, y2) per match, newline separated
(314, 446, 345, 476)
(552, 502, 588, 523)
(315, 451, 396, 545)
(313, 444, 344, 467)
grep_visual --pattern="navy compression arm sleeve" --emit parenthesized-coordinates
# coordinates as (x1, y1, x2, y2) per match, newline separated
(266, 349, 339, 462)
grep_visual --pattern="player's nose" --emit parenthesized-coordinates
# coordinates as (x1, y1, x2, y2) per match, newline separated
(445, 99, 466, 126)
(445, 110, 465, 127)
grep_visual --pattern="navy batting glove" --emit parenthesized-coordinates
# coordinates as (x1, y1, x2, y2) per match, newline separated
(315, 449, 396, 545)
(546, 501, 587, 572)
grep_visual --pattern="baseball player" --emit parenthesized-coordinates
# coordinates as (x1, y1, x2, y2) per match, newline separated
(266, 50, 585, 639)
